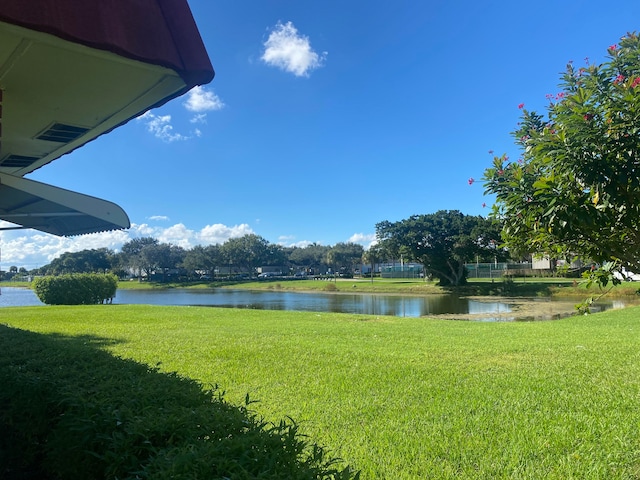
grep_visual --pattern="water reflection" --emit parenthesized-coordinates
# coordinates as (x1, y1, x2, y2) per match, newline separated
(1, 287, 635, 321)
(109, 289, 515, 318)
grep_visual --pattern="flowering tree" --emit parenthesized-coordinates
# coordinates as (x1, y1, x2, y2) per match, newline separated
(483, 32, 640, 279)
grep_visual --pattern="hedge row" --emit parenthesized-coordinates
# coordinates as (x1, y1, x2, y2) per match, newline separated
(0, 325, 358, 479)
(33, 273, 118, 305)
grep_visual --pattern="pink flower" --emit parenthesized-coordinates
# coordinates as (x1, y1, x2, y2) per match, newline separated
(518, 103, 525, 109)
(632, 77, 640, 88)
(498, 169, 504, 175)
(556, 92, 565, 100)
(609, 44, 617, 51)
(614, 75, 625, 85)
(468, 178, 475, 185)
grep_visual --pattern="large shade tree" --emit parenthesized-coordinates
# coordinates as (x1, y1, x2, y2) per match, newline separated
(181, 244, 222, 279)
(118, 237, 159, 279)
(484, 32, 640, 278)
(288, 243, 330, 274)
(140, 243, 185, 282)
(40, 248, 114, 275)
(376, 210, 505, 286)
(220, 234, 271, 276)
(326, 242, 364, 278)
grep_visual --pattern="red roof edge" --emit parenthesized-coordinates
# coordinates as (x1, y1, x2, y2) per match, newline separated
(0, 0, 214, 88)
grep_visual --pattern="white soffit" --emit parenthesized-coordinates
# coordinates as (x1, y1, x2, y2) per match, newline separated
(0, 20, 187, 176)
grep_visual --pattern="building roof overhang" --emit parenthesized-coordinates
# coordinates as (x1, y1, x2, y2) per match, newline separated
(0, 0, 214, 235)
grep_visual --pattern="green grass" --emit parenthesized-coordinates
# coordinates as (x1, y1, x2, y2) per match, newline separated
(0, 322, 355, 479)
(9, 275, 640, 299)
(0, 280, 31, 288)
(227, 278, 444, 294)
(115, 277, 561, 296)
(217, 276, 640, 298)
(4, 305, 640, 479)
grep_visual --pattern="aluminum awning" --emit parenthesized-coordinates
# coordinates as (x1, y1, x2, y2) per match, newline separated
(0, 173, 129, 236)
(0, 0, 214, 235)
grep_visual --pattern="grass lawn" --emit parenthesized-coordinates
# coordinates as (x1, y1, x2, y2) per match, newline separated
(4, 305, 640, 479)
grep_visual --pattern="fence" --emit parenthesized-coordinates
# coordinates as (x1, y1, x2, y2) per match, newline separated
(380, 265, 424, 279)
(465, 262, 533, 279)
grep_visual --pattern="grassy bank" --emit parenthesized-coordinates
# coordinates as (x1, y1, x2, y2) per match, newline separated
(4, 305, 640, 478)
(139, 276, 640, 298)
(9, 276, 640, 298)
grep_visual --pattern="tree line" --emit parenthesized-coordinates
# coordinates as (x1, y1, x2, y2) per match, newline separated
(20, 210, 509, 286)
(30, 234, 367, 282)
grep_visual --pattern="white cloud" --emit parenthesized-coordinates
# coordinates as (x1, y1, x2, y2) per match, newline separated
(148, 215, 169, 222)
(0, 223, 130, 269)
(137, 86, 222, 141)
(190, 114, 207, 124)
(0, 222, 255, 270)
(348, 233, 377, 249)
(183, 86, 224, 113)
(157, 223, 195, 249)
(288, 240, 314, 248)
(136, 111, 189, 142)
(197, 223, 254, 245)
(276, 236, 315, 248)
(261, 21, 326, 77)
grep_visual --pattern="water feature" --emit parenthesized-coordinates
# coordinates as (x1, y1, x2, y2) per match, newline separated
(2, 286, 635, 320)
(0, 287, 44, 307)
(112, 288, 515, 318)
(0, 286, 514, 317)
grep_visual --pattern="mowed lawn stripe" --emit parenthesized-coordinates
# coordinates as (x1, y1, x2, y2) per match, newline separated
(5, 305, 640, 479)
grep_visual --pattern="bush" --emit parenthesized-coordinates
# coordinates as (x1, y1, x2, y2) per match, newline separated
(33, 273, 117, 305)
(0, 325, 359, 479)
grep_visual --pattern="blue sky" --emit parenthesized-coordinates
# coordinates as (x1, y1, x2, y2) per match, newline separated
(3, 0, 640, 269)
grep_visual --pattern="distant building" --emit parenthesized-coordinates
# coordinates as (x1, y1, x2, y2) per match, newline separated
(532, 255, 583, 272)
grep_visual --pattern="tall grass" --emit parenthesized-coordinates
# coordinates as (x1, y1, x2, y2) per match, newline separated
(4, 305, 640, 479)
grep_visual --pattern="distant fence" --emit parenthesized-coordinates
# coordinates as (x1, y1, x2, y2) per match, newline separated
(380, 265, 424, 279)
(465, 262, 533, 279)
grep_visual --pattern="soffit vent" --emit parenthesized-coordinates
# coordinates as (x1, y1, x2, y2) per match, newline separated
(36, 123, 90, 143)
(1, 154, 40, 168)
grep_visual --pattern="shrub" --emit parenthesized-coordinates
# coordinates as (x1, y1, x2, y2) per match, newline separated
(33, 273, 117, 305)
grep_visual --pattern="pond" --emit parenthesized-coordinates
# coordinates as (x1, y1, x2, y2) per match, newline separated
(1, 286, 635, 321)
(112, 288, 517, 319)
